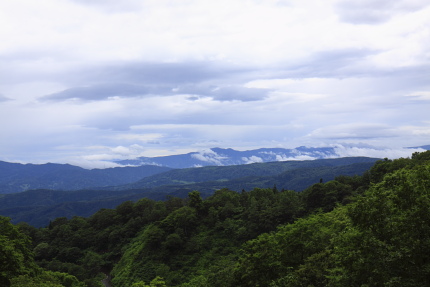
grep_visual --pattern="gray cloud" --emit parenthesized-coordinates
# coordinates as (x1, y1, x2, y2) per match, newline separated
(0, 94, 12, 102)
(68, 0, 142, 13)
(40, 61, 270, 102)
(208, 86, 270, 101)
(41, 82, 270, 102)
(308, 123, 398, 140)
(0, 59, 236, 88)
(85, 61, 235, 85)
(41, 83, 172, 101)
(1, 0, 429, 167)
(175, 84, 271, 102)
(16, 47, 430, 104)
(41, 48, 380, 103)
(276, 48, 381, 79)
(335, 0, 429, 25)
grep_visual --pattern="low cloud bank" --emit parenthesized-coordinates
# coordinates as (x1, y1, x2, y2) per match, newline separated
(191, 150, 229, 165)
(332, 145, 426, 160)
(242, 156, 264, 164)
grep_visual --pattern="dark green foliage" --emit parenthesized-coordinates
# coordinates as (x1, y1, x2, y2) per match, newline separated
(118, 158, 378, 192)
(0, 216, 38, 286)
(3, 151, 430, 286)
(301, 180, 352, 212)
(107, 188, 305, 286)
(329, 163, 430, 286)
(0, 188, 181, 227)
(233, 208, 349, 286)
(0, 216, 84, 287)
(233, 151, 430, 287)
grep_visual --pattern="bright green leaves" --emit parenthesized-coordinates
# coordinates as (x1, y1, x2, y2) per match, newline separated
(233, 160, 430, 286)
(13, 151, 430, 287)
(234, 233, 284, 286)
(0, 216, 84, 287)
(331, 163, 430, 286)
(233, 208, 349, 286)
(0, 216, 38, 286)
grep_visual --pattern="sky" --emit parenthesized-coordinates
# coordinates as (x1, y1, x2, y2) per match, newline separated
(1, 0, 430, 168)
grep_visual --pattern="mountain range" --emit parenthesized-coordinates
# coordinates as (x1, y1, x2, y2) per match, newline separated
(115, 146, 339, 168)
(0, 156, 379, 227)
(0, 161, 172, 194)
(116, 145, 430, 168)
(2, 145, 428, 227)
(0, 147, 356, 194)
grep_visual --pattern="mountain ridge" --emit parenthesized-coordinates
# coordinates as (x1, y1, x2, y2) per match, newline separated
(115, 146, 339, 168)
(0, 157, 379, 227)
(115, 145, 430, 168)
(107, 156, 378, 191)
(2, 144, 429, 194)
(0, 161, 172, 194)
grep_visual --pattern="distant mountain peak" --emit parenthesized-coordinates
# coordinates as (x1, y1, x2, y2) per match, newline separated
(114, 144, 430, 169)
(115, 146, 340, 168)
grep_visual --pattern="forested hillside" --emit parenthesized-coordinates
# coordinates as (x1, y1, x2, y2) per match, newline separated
(0, 161, 172, 194)
(1, 151, 430, 286)
(0, 157, 377, 227)
(109, 157, 378, 190)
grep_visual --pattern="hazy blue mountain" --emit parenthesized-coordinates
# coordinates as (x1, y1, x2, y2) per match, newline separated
(0, 161, 172, 194)
(0, 157, 378, 227)
(110, 161, 377, 196)
(110, 157, 379, 191)
(0, 188, 190, 227)
(115, 146, 338, 168)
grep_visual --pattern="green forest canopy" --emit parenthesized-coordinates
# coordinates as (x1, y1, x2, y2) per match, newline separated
(1, 151, 430, 286)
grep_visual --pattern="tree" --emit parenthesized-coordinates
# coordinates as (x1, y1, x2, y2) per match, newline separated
(187, 191, 203, 212)
(233, 208, 349, 286)
(0, 216, 38, 286)
(302, 181, 352, 212)
(330, 164, 430, 286)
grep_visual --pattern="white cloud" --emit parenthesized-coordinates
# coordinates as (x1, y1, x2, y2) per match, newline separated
(275, 154, 317, 161)
(335, 0, 430, 25)
(0, 0, 429, 166)
(242, 156, 263, 164)
(333, 145, 424, 160)
(406, 91, 430, 101)
(307, 123, 397, 139)
(191, 150, 228, 165)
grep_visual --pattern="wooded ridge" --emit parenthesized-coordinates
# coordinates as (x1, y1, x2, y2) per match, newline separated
(0, 157, 377, 227)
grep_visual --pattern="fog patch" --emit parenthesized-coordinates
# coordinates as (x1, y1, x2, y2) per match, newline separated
(242, 156, 263, 164)
(191, 149, 228, 165)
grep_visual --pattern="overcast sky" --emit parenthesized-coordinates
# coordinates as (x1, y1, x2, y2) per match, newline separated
(1, 0, 430, 168)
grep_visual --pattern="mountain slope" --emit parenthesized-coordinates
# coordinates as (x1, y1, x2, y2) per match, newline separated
(0, 188, 185, 227)
(0, 157, 378, 227)
(0, 161, 172, 194)
(115, 146, 339, 168)
(110, 157, 379, 190)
